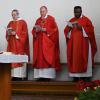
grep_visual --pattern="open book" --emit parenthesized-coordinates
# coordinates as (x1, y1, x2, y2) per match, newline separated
(34, 25, 42, 31)
(6, 27, 14, 35)
(66, 21, 78, 28)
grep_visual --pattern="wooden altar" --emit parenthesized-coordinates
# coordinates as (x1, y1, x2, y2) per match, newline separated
(0, 54, 28, 100)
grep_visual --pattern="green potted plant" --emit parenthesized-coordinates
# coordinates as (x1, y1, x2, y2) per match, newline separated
(74, 80, 100, 100)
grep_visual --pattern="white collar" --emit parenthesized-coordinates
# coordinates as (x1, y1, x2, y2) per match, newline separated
(12, 17, 22, 21)
(44, 15, 48, 18)
(41, 15, 48, 19)
(80, 14, 83, 18)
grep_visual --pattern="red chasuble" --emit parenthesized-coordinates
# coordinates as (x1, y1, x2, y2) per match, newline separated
(64, 16, 97, 73)
(6, 19, 30, 68)
(32, 15, 60, 70)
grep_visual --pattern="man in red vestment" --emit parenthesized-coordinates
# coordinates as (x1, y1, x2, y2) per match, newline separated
(6, 9, 30, 81)
(32, 6, 60, 81)
(64, 6, 97, 81)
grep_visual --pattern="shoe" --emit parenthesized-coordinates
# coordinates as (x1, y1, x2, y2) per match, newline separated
(12, 77, 27, 81)
(36, 78, 53, 82)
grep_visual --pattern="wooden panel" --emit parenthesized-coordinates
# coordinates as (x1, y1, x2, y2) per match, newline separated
(0, 63, 11, 100)
(12, 81, 79, 96)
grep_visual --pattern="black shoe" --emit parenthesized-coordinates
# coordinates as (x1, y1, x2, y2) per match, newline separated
(43, 78, 53, 82)
(12, 77, 27, 81)
(73, 77, 79, 82)
(81, 77, 91, 82)
(36, 78, 53, 82)
(73, 77, 92, 82)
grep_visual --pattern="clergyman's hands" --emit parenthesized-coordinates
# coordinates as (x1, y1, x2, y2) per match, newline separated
(76, 23, 82, 31)
(41, 28, 46, 32)
(73, 22, 82, 31)
(11, 31, 16, 35)
(34, 25, 42, 32)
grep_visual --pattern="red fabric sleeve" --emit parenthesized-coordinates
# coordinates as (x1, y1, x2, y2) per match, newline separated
(82, 18, 97, 66)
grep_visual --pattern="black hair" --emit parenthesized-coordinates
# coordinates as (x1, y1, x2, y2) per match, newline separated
(12, 9, 19, 15)
(74, 6, 82, 11)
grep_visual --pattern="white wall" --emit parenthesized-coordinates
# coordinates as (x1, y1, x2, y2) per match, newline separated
(0, 0, 100, 63)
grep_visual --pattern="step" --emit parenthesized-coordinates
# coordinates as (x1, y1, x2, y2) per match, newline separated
(12, 81, 79, 96)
